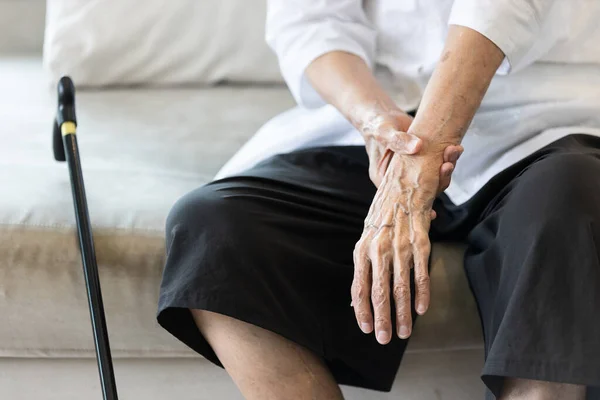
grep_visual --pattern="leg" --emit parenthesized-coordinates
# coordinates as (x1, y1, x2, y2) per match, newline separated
(499, 378, 585, 400)
(158, 147, 408, 396)
(192, 310, 343, 400)
(463, 138, 600, 399)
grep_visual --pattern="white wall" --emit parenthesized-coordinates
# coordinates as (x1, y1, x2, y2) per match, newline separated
(0, 0, 46, 54)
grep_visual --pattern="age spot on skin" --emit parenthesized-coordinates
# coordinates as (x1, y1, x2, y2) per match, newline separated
(441, 51, 452, 63)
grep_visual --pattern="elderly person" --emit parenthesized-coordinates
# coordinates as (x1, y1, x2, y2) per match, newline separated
(157, 1, 600, 399)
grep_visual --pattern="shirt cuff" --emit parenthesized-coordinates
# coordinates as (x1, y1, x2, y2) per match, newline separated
(448, 0, 543, 75)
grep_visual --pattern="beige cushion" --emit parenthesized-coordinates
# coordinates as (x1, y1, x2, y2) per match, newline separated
(0, 351, 486, 400)
(0, 0, 45, 54)
(0, 57, 482, 358)
(43, 0, 282, 86)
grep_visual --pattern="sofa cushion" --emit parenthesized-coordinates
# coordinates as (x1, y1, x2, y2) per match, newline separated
(0, 57, 482, 358)
(44, 0, 283, 87)
(0, 0, 45, 54)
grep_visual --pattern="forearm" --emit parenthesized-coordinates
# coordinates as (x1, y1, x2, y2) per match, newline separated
(410, 25, 505, 150)
(305, 52, 399, 131)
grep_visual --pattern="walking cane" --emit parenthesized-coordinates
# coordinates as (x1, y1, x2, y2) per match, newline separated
(52, 76, 119, 400)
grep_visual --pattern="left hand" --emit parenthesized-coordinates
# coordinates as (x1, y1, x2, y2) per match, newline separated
(351, 147, 443, 344)
(359, 108, 463, 193)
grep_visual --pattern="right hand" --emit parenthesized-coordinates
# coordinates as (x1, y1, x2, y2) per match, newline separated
(359, 109, 463, 193)
(352, 149, 442, 343)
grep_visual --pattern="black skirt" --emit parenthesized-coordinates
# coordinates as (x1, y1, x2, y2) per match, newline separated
(157, 135, 600, 398)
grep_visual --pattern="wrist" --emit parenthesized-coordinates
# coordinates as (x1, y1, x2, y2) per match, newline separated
(408, 120, 462, 155)
(385, 154, 439, 202)
(343, 95, 402, 135)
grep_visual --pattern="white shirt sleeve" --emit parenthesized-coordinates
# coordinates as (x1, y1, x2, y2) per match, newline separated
(266, 0, 376, 108)
(449, 0, 561, 75)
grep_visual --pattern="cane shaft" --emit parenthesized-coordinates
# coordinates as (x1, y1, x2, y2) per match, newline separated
(63, 132, 119, 400)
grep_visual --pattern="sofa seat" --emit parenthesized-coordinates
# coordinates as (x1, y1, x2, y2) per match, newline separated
(0, 57, 483, 361)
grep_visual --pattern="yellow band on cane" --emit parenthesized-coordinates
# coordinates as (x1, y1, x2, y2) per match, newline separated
(61, 122, 77, 136)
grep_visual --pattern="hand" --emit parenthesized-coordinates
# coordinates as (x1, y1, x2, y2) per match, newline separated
(359, 109, 462, 192)
(351, 149, 442, 344)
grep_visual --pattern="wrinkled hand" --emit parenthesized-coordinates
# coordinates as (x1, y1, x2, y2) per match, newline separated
(351, 150, 443, 345)
(360, 109, 462, 193)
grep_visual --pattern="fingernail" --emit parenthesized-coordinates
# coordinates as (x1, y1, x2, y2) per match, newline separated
(361, 322, 373, 334)
(377, 330, 391, 344)
(417, 303, 427, 315)
(398, 326, 410, 339)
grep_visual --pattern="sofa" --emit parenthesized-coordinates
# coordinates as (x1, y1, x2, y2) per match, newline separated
(0, 1, 485, 399)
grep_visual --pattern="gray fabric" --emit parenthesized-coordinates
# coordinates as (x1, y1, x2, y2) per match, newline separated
(1, 58, 294, 231)
(0, 58, 481, 358)
(0, 351, 486, 400)
(0, 1, 45, 54)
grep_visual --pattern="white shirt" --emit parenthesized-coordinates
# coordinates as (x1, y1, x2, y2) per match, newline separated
(217, 0, 600, 205)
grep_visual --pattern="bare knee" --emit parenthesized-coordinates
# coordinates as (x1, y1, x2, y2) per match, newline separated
(189, 309, 344, 400)
(500, 378, 586, 400)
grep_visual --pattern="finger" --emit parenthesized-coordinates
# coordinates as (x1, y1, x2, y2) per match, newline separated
(369, 166, 382, 188)
(366, 141, 386, 187)
(381, 129, 422, 155)
(437, 162, 455, 193)
(372, 148, 394, 187)
(440, 162, 455, 176)
(430, 209, 437, 220)
(352, 238, 374, 334)
(454, 145, 465, 161)
(369, 234, 393, 345)
(393, 245, 413, 339)
(411, 217, 432, 316)
(443, 145, 464, 164)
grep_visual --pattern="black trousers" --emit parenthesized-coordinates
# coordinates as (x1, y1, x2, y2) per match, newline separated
(158, 134, 600, 398)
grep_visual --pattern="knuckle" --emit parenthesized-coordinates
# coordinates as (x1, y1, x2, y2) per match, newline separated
(368, 166, 377, 177)
(353, 242, 367, 259)
(354, 238, 365, 252)
(357, 311, 371, 321)
(379, 239, 391, 252)
(371, 238, 388, 255)
(371, 285, 387, 306)
(415, 274, 431, 290)
(352, 248, 360, 263)
(392, 284, 410, 301)
(351, 282, 366, 301)
(416, 237, 431, 252)
(369, 171, 378, 184)
(413, 237, 425, 248)
(375, 316, 390, 326)
(423, 239, 432, 251)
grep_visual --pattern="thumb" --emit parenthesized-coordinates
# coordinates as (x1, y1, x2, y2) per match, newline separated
(382, 129, 422, 154)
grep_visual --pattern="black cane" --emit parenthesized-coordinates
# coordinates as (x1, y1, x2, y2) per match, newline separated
(53, 77, 119, 400)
